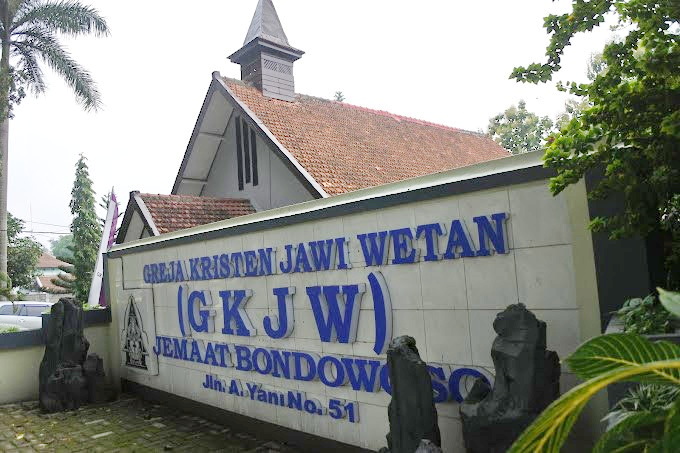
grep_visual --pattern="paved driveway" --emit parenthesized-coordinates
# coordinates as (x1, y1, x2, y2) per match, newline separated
(0, 396, 299, 452)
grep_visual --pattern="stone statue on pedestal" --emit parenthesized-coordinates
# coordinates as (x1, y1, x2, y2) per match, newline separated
(39, 298, 114, 412)
(379, 336, 442, 453)
(460, 303, 560, 453)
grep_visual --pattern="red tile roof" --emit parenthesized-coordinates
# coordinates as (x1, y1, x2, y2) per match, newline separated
(37, 253, 70, 269)
(139, 194, 256, 234)
(37, 275, 71, 292)
(225, 78, 510, 195)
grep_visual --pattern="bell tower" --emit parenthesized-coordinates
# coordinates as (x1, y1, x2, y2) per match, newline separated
(228, 0, 304, 102)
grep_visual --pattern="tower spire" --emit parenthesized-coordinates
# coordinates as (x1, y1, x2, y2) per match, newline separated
(243, 0, 290, 47)
(229, 0, 304, 102)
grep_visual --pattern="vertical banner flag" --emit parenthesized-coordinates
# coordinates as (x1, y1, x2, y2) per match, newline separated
(88, 190, 118, 307)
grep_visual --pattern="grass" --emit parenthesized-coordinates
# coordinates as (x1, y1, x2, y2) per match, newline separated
(0, 326, 20, 334)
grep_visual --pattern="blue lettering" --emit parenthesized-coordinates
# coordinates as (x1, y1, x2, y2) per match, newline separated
(292, 351, 318, 381)
(318, 356, 346, 387)
(335, 238, 351, 269)
(341, 358, 382, 392)
(228, 379, 241, 395)
(219, 290, 256, 336)
(189, 258, 201, 280)
(244, 251, 258, 276)
(263, 287, 295, 339)
(231, 252, 244, 277)
(172, 338, 188, 360)
(428, 365, 449, 403)
(252, 348, 273, 374)
(306, 284, 365, 343)
(234, 345, 253, 371)
(308, 240, 335, 271)
(474, 213, 508, 256)
(270, 350, 292, 379)
(189, 340, 203, 362)
(204, 342, 218, 366)
(175, 260, 185, 282)
(293, 243, 313, 273)
(357, 231, 389, 266)
(416, 223, 444, 261)
(218, 254, 231, 278)
(390, 228, 417, 264)
(258, 248, 274, 276)
(287, 391, 303, 410)
(279, 245, 294, 273)
(443, 220, 475, 259)
(188, 290, 213, 333)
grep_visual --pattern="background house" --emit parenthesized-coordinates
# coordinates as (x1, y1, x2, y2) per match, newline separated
(29, 252, 72, 301)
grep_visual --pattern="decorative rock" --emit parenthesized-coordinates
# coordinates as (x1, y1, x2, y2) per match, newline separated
(39, 298, 114, 412)
(460, 303, 560, 453)
(380, 336, 441, 453)
(415, 439, 443, 453)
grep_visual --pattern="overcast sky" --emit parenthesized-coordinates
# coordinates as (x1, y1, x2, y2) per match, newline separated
(8, 0, 616, 248)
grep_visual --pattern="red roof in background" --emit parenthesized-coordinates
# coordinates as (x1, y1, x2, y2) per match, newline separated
(37, 276, 60, 292)
(225, 78, 510, 195)
(139, 194, 256, 234)
(38, 253, 69, 269)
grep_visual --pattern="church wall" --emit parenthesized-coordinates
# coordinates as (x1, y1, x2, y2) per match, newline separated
(202, 109, 315, 210)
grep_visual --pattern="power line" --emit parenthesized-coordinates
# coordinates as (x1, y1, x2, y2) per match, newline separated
(23, 230, 70, 235)
(29, 221, 70, 228)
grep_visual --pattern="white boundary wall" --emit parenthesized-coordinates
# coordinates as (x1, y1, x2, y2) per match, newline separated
(105, 151, 604, 452)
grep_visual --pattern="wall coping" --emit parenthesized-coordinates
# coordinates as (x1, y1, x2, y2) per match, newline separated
(108, 151, 551, 258)
(0, 307, 111, 350)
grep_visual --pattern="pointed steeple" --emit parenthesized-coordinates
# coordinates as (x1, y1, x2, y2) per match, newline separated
(229, 0, 304, 102)
(243, 0, 290, 47)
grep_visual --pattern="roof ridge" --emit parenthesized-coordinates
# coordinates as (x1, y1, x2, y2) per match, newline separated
(139, 192, 251, 202)
(223, 77, 484, 136)
(331, 101, 468, 134)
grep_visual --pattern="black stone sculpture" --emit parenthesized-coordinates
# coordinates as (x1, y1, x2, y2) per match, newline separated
(460, 303, 560, 453)
(379, 336, 442, 453)
(39, 298, 114, 412)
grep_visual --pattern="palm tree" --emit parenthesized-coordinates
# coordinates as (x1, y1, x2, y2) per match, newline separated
(0, 0, 108, 282)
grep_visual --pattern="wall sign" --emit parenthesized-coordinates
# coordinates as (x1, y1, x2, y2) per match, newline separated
(130, 213, 508, 421)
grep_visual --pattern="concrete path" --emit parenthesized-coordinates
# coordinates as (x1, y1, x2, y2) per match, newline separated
(0, 396, 300, 452)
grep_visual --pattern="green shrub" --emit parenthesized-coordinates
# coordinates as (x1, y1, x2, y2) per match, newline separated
(617, 294, 675, 334)
(0, 326, 20, 334)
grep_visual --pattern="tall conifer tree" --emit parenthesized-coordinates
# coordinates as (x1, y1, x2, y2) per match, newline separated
(69, 154, 100, 303)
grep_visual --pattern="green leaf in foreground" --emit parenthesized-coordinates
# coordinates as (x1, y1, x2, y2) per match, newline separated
(507, 359, 680, 453)
(593, 409, 665, 453)
(658, 288, 680, 319)
(566, 334, 680, 383)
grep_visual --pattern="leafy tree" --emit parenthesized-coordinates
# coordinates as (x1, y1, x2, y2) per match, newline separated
(69, 154, 100, 303)
(334, 91, 345, 102)
(49, 234, 73, 261)
(6, 212, 41, 288)
(0, 1, 109, 286)
(555, 53, 606, 130)
(487, 100, 553, 154)
(511, 0, 680, 289)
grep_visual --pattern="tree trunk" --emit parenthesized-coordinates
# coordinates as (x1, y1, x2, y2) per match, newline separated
(0, 25, 10, 285)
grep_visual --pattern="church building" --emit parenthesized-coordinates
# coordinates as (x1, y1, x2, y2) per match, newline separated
(117, 0, 509, 243)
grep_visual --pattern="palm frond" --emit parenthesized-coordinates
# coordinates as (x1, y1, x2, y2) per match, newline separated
(11, 41, 45, 93)
(15, 28, 101, 110)
(11, 0, 109, 37)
